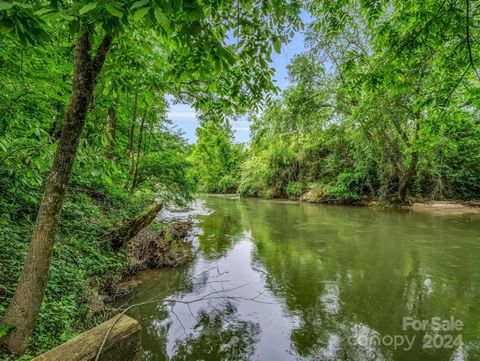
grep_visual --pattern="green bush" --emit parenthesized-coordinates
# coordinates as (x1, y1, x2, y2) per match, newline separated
(217, 175, 237, 193)
(238, 154, 271, 197)
(285, 182, 305, 199)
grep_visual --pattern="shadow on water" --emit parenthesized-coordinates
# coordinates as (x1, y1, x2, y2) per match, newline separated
(120, 196, 480, 361)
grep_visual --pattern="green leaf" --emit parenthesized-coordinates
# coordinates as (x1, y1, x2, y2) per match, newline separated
(154, 8, 170, 31)
(34, 8, 52, 15)
(103, 173, 113, 185)
(0, 1, 14, 10)
(131, 0, 148, 10)
(133, 6, 149, 21)
(0, 324, 14, 338)
(12, 1, 31, 9)
(218, 47, 236, 66)
(273, 39, 281, 54)
(106, 3, 123, 18)
(79, 2, 97, 15)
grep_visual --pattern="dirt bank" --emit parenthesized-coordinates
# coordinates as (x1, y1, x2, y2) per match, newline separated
(102, 218, 195, 306)
(407, 201, 480, 215)
(213, 193, 480, 215)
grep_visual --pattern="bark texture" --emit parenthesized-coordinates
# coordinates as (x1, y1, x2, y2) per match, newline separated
(0, 32, 112, 354)
(32, 315, 141, 361)
(102, 202, 164, 250)
(396, 114, 421, 204)
(397, 149, 419, 203)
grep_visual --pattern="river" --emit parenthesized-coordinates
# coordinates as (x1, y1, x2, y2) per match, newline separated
(120, 195, 480, 361)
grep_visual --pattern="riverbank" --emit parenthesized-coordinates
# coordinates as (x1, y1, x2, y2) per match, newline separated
(208, 193, 480, 215)
(408, 201, 480, 214)
(0, 188, 194, 360)
(111, 219, 194, 298)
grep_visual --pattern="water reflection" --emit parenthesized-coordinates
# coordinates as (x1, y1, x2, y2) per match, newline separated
(122, 196, 480, 361)
(170, 303, 260, 361)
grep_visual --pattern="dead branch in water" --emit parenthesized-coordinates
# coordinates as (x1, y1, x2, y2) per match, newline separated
(94, 267, 276, 361)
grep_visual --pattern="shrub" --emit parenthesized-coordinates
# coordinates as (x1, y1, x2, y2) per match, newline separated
(285, 182, 305, 199)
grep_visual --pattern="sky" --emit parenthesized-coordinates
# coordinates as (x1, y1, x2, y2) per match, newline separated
(167, 14, 309, 144)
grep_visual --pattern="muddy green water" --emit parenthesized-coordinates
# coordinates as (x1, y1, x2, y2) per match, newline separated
(121, 195, 480, 361)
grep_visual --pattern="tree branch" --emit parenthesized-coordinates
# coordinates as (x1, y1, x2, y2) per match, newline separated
(466, 0, 480, 80)
(91, 35, 114, 78)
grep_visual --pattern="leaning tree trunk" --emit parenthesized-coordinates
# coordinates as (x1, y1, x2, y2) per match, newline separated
(0, 32, 112, 355)
(397, 150, 419, 203)
(102, 202, 164, 250)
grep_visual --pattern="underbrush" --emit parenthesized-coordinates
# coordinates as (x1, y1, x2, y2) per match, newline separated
(0, 183, 165, 360)
(238, 158, 367, 204)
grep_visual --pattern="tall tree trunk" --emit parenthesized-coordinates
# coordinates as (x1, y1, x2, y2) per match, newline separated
(105, 97, 118, 158)
(132, 108, 146, 189)
(397, 149, 419, 202)
(0, 32, 112, 355)
(396, 113, 420, 204)
(125, 92, 138, 190)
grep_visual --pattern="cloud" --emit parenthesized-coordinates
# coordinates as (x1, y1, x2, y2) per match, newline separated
(167, 103, 197, 122)
(168, 111, 197, 122)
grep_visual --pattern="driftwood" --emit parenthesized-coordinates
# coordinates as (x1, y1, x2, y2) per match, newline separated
(126, 226, 193, 273)
(103, 203, 163, 250)
(32, 315, 141, 361)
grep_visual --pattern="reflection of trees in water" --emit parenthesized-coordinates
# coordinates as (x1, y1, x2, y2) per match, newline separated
(197, 198, 247, 259)
(170, 303, 260, 361)
(135, 301, 259, 361)
(403, 250, 425, 322)
(119, 268, 191, 361)
(139, 197, 480, 360)
(235, 200, 480, 361)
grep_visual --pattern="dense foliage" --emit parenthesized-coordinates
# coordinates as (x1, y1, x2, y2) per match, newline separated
(0, 0, 300, 357)
(4, 0, 480, 357)
(189, 119, 245, 193)
(0, 21, 195, 357)
(0, 183, 141, 358)
(238, 0, 480, 204)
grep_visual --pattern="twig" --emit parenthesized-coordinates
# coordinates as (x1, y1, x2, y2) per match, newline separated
(170, 306, 186, 335)
(95, 269, 274, 360)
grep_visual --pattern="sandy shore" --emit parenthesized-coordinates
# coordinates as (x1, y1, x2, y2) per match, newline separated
(408, 201, 480, 214)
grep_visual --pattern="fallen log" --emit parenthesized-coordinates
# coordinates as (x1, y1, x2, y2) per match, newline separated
(32, 315, 141, 361)
(102, 202, 163, 250)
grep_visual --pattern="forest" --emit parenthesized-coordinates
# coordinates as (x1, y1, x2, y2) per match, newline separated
(1, 0, 480, 360)
(193, 1, 480, 204)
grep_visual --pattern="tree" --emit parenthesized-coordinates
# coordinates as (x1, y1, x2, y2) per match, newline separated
(1, 28, 113, 354)
(305, 0, 480, 202)
(238, 0, 480, 203)
(190, 118, 245, 193)
(105, 97, 118, 158)
(0, 0, 301, 354)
